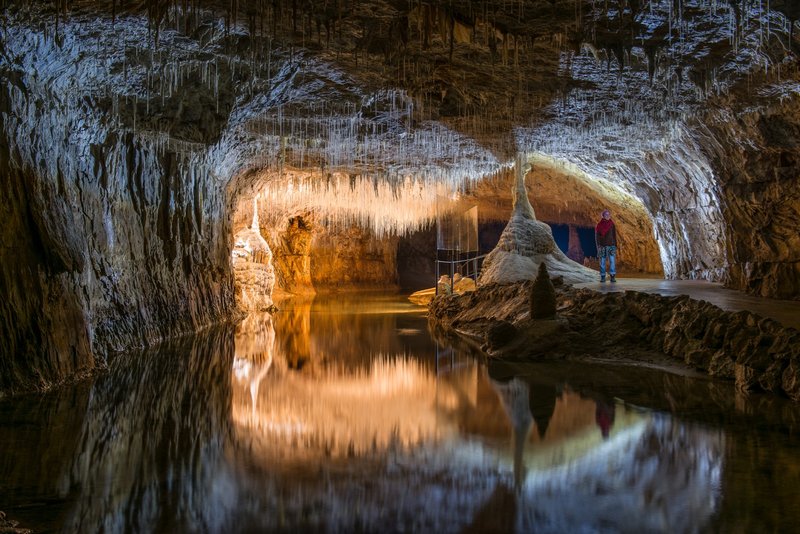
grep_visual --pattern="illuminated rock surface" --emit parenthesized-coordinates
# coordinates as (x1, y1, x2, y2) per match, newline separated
(1, 0, 799, 393)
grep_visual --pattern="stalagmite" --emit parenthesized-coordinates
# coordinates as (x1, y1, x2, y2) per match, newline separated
(478, 154, 597, 285)
(567, 224, 585, 264)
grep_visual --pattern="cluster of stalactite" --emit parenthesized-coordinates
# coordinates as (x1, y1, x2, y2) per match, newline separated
(15, 0, 796, 141)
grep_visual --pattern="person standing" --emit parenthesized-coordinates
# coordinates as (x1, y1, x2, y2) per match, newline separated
(595, 209, 617, 283)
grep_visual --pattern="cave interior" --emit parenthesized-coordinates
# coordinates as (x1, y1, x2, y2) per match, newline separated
(1, 0, 800, 531)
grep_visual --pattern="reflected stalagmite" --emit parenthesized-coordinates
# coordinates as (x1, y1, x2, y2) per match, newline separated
(3, 297, 796, 532)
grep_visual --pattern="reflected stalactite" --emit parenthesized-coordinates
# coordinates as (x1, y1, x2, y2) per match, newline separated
(489, 377, 533, 492)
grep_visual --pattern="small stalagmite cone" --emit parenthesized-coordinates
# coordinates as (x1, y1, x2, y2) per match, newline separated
(530, 262, 556, 319)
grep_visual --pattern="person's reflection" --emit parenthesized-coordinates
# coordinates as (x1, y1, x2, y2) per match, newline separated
(595, 399, 616, 439)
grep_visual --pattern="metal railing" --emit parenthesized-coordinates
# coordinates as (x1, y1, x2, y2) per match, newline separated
(435, 251, 488, 295)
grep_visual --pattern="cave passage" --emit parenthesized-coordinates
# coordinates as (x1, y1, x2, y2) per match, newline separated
(230, 158, 665, 301)
(3, 0, 800, 531)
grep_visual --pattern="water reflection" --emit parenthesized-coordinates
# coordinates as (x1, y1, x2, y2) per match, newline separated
(232, 308, 471, 460)
(484, 375, 722, 532)
(233, 314, 276, 418)
(0, 327, 235, 532)
(1, 295, 799, 532)
(229, 300, 724, 532)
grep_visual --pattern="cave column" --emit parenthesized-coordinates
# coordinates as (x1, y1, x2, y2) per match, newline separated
(567, 224, 585, 264)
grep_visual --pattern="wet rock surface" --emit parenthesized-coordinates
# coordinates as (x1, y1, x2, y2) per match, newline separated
(310, 225, 399, 291)
(704, 99, 800, 300)
(430, 281, 800, 401)
(263, 215, 399, 295)
(269, 216, 316, 295)
(0, 511, 31, 534)
(2, 0, 800, 394)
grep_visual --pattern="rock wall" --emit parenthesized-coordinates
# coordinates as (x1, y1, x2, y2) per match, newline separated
(701, 96, 800, 300)
(264, 215, 399, 295)
(0, 16, 237, 393)
(267, 216, 315, 295)
(310, 226, 398, 290)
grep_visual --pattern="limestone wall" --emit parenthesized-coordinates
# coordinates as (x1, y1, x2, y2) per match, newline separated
(0, 16, 237, 393)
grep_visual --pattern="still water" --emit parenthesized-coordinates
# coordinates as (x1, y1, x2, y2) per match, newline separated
(1, 294, 799, 533)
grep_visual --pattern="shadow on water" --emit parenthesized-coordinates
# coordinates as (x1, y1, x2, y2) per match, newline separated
(1, 294, 800, 532)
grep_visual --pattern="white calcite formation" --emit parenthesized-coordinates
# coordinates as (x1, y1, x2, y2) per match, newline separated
(231, 199, 275, 311)
(1, 0, 799, 392)
(479, 158, 598, 285)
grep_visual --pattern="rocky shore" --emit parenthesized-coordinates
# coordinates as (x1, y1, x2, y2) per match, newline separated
(0, 511, 30, 534)
(429, 279, 800, 401)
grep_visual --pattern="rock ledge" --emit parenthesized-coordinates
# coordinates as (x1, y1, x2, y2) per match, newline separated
(429, 281, 800, 401)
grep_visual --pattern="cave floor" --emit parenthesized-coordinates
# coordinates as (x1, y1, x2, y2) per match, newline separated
(575, 278, 800, 331)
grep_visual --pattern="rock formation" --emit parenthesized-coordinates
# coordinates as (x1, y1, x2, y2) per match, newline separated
(430, 281, 800, 402)
(231, 198, 275, 311)
(2, 0, 800, 393)
(479, 156, 598, 285)
(270, 216, 316, 295)
(530, 263, 557, 320)
(310, 225, 399, 291)
(0, 511, 31, 534)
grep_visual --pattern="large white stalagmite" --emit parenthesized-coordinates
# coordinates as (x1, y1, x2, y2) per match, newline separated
(231, 195, 277, 311)
(478, 155, 597, 285)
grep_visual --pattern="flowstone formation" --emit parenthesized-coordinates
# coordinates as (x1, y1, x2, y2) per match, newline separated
(231, 198, 276, 311)
(479, 156, 597, 285)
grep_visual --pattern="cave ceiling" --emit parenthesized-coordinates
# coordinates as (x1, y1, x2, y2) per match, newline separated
(6, 0, 797, 182)
(3, 0, 799, 260)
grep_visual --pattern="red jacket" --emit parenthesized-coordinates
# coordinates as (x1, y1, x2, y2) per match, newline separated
(595, 219, 617, 247)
